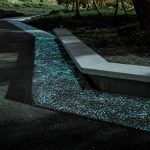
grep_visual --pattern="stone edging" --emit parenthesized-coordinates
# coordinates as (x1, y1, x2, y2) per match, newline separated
(54, 28, 150, 97)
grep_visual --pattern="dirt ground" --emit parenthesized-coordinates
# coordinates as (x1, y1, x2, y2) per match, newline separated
(0, 9, 23, 19)
(79, 37, 150, 66)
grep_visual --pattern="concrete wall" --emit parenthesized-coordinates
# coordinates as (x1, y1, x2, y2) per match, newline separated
(89, 74, 150, 98)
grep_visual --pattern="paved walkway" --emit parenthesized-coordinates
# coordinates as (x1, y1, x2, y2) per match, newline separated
(3, 17, 150, 132)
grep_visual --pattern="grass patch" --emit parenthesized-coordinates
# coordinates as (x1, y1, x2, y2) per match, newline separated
(0, 1, 62, 16)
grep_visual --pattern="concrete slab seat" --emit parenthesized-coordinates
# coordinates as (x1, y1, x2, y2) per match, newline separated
(54, 28, 150, 98)
(0, 20, 35, 52)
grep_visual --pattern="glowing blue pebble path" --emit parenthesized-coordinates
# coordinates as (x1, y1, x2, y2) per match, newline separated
(7, 20, 150, 132)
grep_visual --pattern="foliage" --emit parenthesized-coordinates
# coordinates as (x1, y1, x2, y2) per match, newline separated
(0, 0, 60, 16)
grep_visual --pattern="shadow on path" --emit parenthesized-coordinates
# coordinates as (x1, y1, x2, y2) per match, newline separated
(0, 111, 150, 150)
(5, 33, 35, 105)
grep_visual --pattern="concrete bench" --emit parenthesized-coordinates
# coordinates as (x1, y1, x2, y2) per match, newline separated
(54, 28, 150, 98)
(54, 29, 107, 71)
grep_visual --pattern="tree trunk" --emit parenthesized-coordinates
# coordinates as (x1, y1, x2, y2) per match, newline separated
(132, 0, 150, 30)
(87, 0, 90, 11)
(93, 0, 102, 16)
(121, 0, 127, 16)
(114, 0, 119, 19)
(75, 0, 80, 17)
(72, 0, 75, 11)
